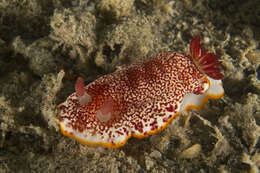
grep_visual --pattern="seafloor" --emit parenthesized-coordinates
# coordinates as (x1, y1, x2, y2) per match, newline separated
(0, 0, 259, 172)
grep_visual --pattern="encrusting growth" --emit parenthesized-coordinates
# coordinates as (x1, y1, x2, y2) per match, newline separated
(59, 35, 224, 148)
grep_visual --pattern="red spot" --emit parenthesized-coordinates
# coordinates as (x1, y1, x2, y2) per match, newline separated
(116, 130, 124, 135)
(108, 131, 112, 138)
(150, 121, 158, 130)
(166, 104, 174, 112)
(190, 35, 223, 80)
(123, 127, 129, 135)
(163, 117, 168, 122)
(134, 122, 144, 133)
(59, 117, 64, 122)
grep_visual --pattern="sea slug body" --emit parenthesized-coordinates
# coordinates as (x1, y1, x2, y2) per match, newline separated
(59, 35, 224, 148)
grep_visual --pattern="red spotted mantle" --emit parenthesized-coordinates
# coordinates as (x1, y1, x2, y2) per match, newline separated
(59, 35, 224, 148)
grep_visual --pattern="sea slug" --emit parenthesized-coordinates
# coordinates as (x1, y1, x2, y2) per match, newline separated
(59, 35, 224, 148)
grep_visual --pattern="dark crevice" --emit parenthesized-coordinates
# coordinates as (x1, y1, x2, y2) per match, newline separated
(102, 44, 122, 63)
(256, 65, 260, 80)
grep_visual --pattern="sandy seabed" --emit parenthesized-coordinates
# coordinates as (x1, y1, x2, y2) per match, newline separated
(0, 0, 260, 172)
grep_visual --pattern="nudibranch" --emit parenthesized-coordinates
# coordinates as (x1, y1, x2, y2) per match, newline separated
(59, 35, 224, 148)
